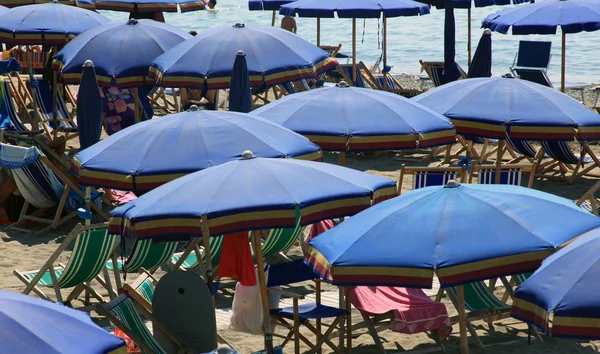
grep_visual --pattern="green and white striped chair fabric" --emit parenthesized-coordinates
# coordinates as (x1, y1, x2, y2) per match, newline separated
(171, 235, 225, 270)
(106, 239, 177, 273)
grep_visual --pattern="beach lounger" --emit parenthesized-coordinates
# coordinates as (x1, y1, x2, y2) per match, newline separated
(319, 44, 342, 58)
(575, 179, 600, 216)
(0, 77, 29, 132)
(371, 73, 424, 97)
(504, 136, 538, 163)
(468, 163, 535, 188)
(397, 164, 467, 195)
(536, 141, 600, 183)
(335, 61, 380, 89)
(170, 235, 224, 272)
(350, 286, 451, 354)
(31, 77, 79, 140)
(419, 60, 467, 87)
(267, 259, 351, 354)
(279, 79, 313, 95)
(13, 223, 120, 307)
(148, 87, 179, 113)
(96, 292, 195, 354)
(510, 40, 553, 88)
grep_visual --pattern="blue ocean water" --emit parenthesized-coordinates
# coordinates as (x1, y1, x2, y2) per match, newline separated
(100, 0, 600, 85)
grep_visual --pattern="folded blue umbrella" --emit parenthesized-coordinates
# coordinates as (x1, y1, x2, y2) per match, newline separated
(249, 0, 295, 10)
(467, 29, 492, 78)
(306, 182, 600, 288)
(77, 61, 102, 150)
(229, 51, 252, 113)
(54, 19, 191, 88)
(0, 2, 108, 45)
(0, 290, 125, 353)
(512, 227, 600, 339)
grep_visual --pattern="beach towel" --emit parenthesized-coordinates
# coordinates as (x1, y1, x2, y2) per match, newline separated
(108, 190, 137, 205)
(218, 232, 256, 286)
(350, 286, 452, 341)
(101, 86, 136, 135)
(305, 219, 335, 245)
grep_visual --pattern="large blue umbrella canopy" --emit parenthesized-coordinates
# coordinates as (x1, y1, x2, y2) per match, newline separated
(0, 0, 94, 10)
(251, 83, 456, 151)
(413, 76, 600, 141)
(306, 182, 600, 288)
(77, 60, 102, 150)
(94, 0, 205, 12)
(150, 23, 338, 90)
(512, 227, 600, 339)
(54, 19, 191, 88)
(0, 4, 7, 12)
(108, 155, 397, 239)
(0, 1, 109, 45)
(73, 109, 323, 194)
(482, 0, 600, 92)
(249, 0, 295, 10)
(229, 51, 252, 113)
(467, 29, 492, 78)
(0, 289, 125, 353)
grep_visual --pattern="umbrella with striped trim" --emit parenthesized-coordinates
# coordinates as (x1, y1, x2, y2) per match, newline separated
(94, 0, 205, 13)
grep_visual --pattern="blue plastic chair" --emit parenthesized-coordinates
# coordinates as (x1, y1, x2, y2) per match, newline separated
(510, 41, 553, 87)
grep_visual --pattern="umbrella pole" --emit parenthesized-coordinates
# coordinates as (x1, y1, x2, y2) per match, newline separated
(251, 230, 275, 354)
(561, 31, 566, 92)
(457, 285, 469, 354)
(132, 87, 140, 123)
(352, 18, 357, 84)
(317, 18, 321, 47)
(271, 10, 276, 26)
(201, 214, 214, 290)
(383, 14, 387, 91)
(84, 186, 91, 226)
(27, 46, 40, 133)
(339, 151, 346, 166)
(495, 140, 504, 184)
(467, 8, 472, 66)
(52, 45, 58, 139)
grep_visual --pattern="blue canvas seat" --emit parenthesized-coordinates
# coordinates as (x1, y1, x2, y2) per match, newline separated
(537, 140, 600, 183)
(398, 164, 467, 195)
(510, 40, 553, 87)
(419, 60, 467, 87)
(266, 259, 350, 354)
(469, 163, 535, 188)
(33, 78, 78, 138)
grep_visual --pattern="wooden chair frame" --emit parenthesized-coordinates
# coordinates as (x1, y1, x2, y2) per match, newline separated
(468, 163, 535, 188)
(398, 164, 467, 195)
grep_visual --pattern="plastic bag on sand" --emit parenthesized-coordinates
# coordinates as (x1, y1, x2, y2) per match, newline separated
(230, 267, 280, 335)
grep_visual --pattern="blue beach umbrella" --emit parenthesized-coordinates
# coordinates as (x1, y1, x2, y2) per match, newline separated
(0, 1, 109, 45)
(73, 109, 323, 194)
(54, 19, 191, 88)
(467, 29, 492, 78)
(252, 82, 456, 152)
(77, 60, 102, 150)
(0, 0, 94, 10)
(94, 0, 205, 12)
(512, 227, 600, 339)
(0, 4, 7, 12)
(413, 76, 600, 141)
(443, 0, 461, 85)
(0, 289, 125, 353)
(150, 23, 337, 91)
(482, 0, 600, 92)
(229, 51, 252, 113)
(249, 0, 296, 26)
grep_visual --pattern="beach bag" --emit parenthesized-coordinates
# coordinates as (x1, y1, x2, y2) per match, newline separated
(114, 327, 141, 354)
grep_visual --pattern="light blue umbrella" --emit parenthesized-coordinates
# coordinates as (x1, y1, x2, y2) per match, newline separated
(76, 60, 102, 150)
(512, 227, 600, 339)
(0, 289, 125, 353)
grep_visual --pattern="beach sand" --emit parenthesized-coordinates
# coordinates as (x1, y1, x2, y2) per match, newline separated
(2, 84, 600, 353)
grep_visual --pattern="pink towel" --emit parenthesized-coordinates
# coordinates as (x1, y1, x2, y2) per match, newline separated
(107, 189, 137, 205)
(305, 219, 335, 245)
(350, 286, 452, 341)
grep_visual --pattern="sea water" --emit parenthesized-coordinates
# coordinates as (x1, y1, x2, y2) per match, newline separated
(100, 0, 600, 85)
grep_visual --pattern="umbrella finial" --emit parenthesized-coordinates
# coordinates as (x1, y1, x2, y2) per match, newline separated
(337, 81, 350, 88)
(445, 180, 460, 188)
(237, 50, 246, 56)
(241, 150, 255, 160)
(502, 73, 515, 78)
(83, 60, 94, 68)
(188, 105, 199, 111)
(233, 23, 245, 28)
(128, 18, 139, 25)
(483, 29, 492, 36)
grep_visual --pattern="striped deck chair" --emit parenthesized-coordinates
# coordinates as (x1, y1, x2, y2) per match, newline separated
(280, 79, 312, 95)
(468, 163, 535, 188)
(576, 179, 600, 216)
(170, 235, 225, 271)
(335, 61, 379, 89)
(372, 74, 424, 97)
(505, 135, 538, 163)
(1, 78, 29, 132)
(13, 223, 120, 307)
(419, 60, 467, 87)
(32, 78, 78, 140)
(537, 141, 600, 183)
(96, 293, 194, 354)
(397, 164, 467, 195)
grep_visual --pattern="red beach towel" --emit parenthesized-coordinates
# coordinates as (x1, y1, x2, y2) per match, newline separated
(218, 232, 257, 286)
(305, 219, 336, 245)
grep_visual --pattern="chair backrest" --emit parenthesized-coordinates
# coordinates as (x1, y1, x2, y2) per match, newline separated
(540, 141, 581, 164)
(319, 44, 342, 58)
(513, 68, 553, 88)
(336, 64, 368, 88)
(398, 165, 467, 195)
(280, 79, 312, 95)
(419, 60, 467, 87)
(448, 281, 508, 312)
(261, 209, 304, 258)
(1, 78, 27, 131)
(469, 163, 535, 188)
(57, 224, 119, 288)
(34, 78, 74, 128)
(102, 294, 166, 354)
(373, 74, 400, 90)
(124, 239, 178, 274)
(172, 235, 225, 270)
(505, 136, 537, 159)
(266, 259, 318, 287)
(514, 40, 552, 70)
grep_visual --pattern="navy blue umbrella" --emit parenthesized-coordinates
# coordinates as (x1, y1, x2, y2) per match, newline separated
(229, 50, 252, 113)
(467, 29, 492, 78)
(77, 60, 102, 150)
(249, 0, 296, 26)
(443, 0, 461, 85)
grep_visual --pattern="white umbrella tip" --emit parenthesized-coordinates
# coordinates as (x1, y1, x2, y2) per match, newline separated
(337, 81, 350, 88)
(233, 23, 246, 28)
(445, 180, 460, 188)
(483, 29, 492, 35)
(128, 18, 139, 25)
(188, 105, 199, 111)
(237, 50, 245, 56)
(241, 150, 255, 160)
(502, 73, 515, 78)
(83, 60, 94, 68)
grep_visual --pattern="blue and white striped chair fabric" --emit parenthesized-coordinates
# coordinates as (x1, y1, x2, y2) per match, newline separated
(336, 64, 369, 88)
(540, 141, 591, 165)
(280, 79, 312, 95)
(505, 136, 537, 159)
(2, 78, 28, 132)
(34, 79, 77, 131)
(413, 171, 461, 190)
(477, 169, 523, 186)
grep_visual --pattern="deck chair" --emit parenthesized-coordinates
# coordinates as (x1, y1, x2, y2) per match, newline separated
(256, 215, 306, 260)
(280, 79, 313, 95)
(371, 73, 424, 97)
(9, 45, 51, 73)
(31, 78, 79, 140)
(170, 235, 225, 271)
(319, 44, 342, 58)
(0, 77, 29, 132)
(96, 292, 195, 354)
(510, 40, 552, 88)
(267, 259, 350, 354)
(468, 163, 535, 188)
(536, 141, 600, 183)
(575, 179, 600, 216)
(148, 87, 179, 113)
(335, 61, 380, 89)
(397, 164, 467, 195)
(504, 136, 538, 163)
(13, 223, 120, 307)
(419, 60, 467, 87)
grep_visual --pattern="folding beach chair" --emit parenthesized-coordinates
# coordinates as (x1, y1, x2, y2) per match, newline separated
(504, 135, 538, 163)
(13, 223, 120, 307)
(335, 61, 380, 89)
(267, 259, 351, 354)
(32, 78, 79, 140)
(397, 164, 467, 195)
(279, 79, 313, 95)
(576, 179, 600, 216)
(419, 60, 467, 87)
(371, 73, 424, 97)
(256, 214, 305, 260)
(536, 140, 600, 183)
(96, 292, 195, 354)
(319, 44, 342, 58)
(148, 87, 179, 113)
(468, 163, 535, 188)
(170, 235, 225, 271)
(510, 40, 553, 88)
(0, 77, 29, 132)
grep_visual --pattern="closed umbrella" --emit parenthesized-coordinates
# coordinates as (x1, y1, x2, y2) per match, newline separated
(443, 0, 461, 84)
(76, 60, 102, 150)
(467, 29, 492, 78)
(248, 0, 296, 25)
(228, 51, 252, 113)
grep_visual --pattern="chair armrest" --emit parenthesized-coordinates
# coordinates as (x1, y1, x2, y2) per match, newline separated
(267, 287, 305, 300)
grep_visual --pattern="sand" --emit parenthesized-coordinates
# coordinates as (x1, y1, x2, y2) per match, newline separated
(2, 85, 600, 353)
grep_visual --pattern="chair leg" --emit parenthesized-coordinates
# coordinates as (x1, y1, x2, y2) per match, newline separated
(48, 265, 63, 303)
(362, 313, 385, 353)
